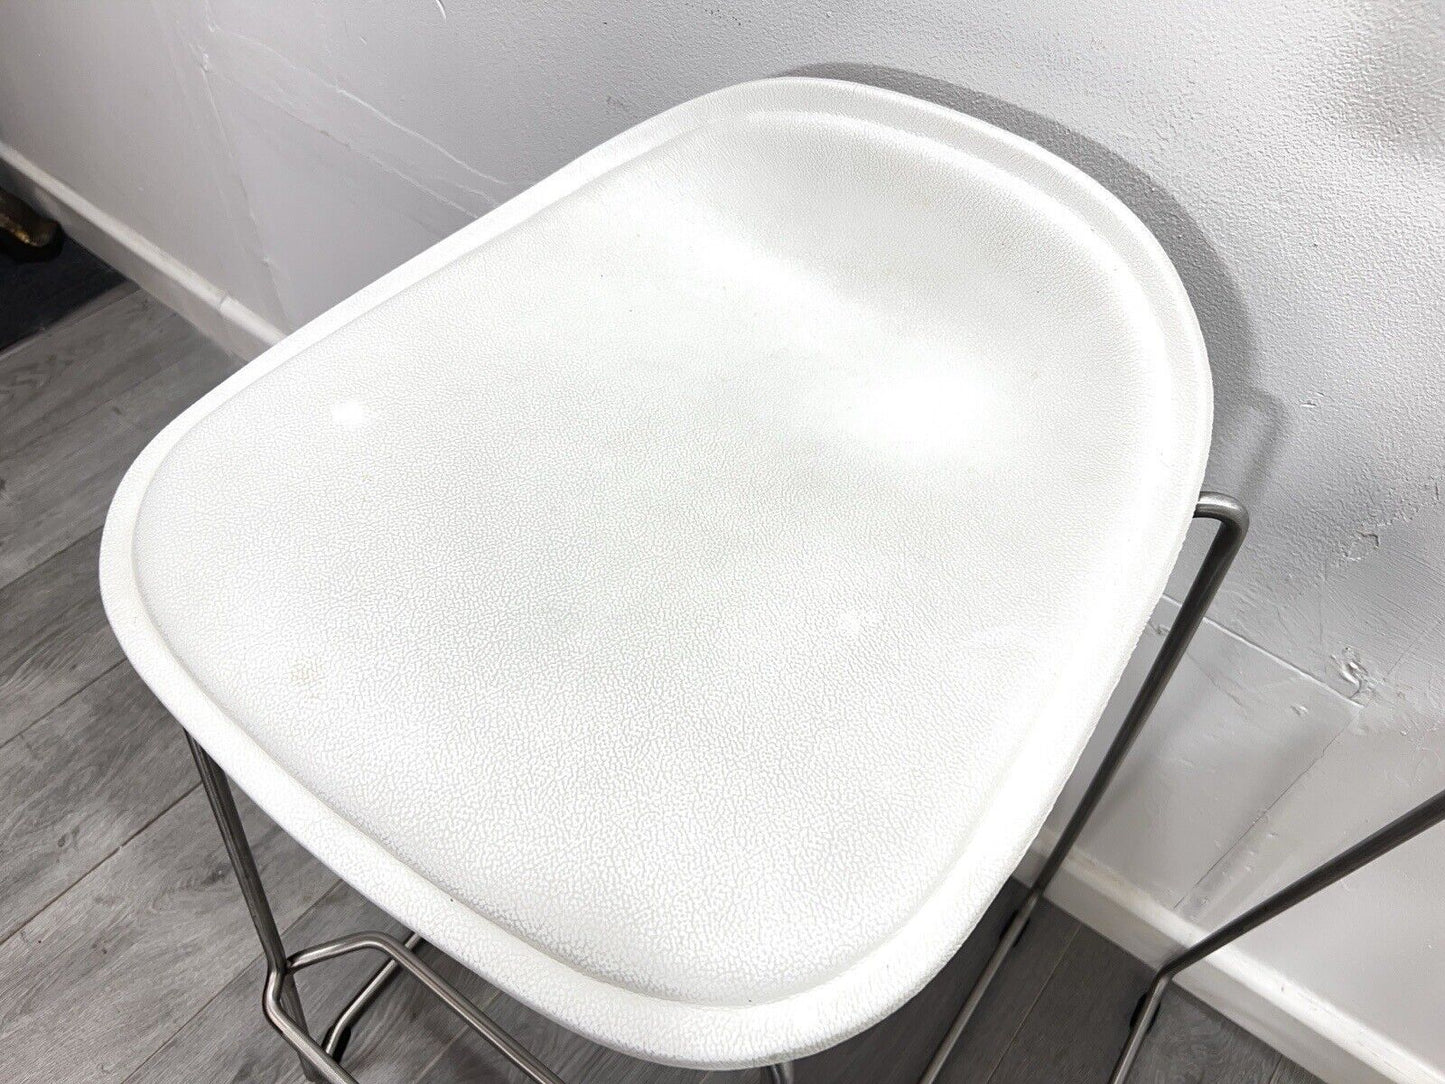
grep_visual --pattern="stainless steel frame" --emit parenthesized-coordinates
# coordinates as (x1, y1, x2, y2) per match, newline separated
(187, 735, 567, 1084)
(188, 732, 799, 1083)
(918, 492, 1249, 1083)
(190, 491, 1265, 1083)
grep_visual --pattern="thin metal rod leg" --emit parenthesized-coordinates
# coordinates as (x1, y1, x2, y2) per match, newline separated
(1109, 786, 1445, 1083)
(188, 738, 569, 1083)
(764, 1061, 796, 1084)
(917, 493, 1249, 1084)
(919, 898, 1037, 1084)
(187, 735, 325, 1083)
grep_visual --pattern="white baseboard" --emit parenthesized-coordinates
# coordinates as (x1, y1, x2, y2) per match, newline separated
(1021, 831, 1440, 1084)
(0, 140, 283, 360)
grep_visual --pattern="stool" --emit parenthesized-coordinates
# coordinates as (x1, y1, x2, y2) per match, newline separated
(102, 77, 1237, 1081)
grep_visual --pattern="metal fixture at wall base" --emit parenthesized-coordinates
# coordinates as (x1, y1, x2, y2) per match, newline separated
(0, 185, 62, 261)
(1108, 784, 1445, 1084)
(918, 492, 1249, 1084)
(189, 734, 801, 1083)
(189, 493, 1247, 1084)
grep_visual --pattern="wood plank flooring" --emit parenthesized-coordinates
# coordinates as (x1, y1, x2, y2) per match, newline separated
(0, 268, 1326, 1082)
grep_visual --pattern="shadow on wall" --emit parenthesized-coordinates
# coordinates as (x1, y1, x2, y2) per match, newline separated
(786, 63, 1286, 518)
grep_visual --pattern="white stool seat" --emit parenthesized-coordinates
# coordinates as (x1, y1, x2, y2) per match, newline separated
(101, 78, 1210, 1069)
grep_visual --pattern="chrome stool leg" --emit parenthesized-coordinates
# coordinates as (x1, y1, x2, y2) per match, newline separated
(188, 734, 326, 1083)
(187, 735, 567, 1084)
(918, 492, 1249, 1083)
(1109, 786, 1445, 1084)
(765, 1061, 796, 1084)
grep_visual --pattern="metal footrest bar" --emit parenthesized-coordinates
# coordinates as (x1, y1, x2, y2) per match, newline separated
(917, 493, 1249, 1084)
(1108, 785, 1445, 1084)
(193, 733, 804, 1084)
(265, 931, 567, 1084)
(322, 930, 425, 1062)
(187, 734, 567, 1084)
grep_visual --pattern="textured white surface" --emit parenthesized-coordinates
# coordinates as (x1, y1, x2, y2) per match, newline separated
(101, 79, 1209, 1066)
(18, 3, 1444, 1075)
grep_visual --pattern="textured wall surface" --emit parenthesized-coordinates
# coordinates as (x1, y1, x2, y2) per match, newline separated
(1, 0, 1441, 1078)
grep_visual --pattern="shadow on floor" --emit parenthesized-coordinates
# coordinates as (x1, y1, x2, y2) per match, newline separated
(0, 234, 123, 353)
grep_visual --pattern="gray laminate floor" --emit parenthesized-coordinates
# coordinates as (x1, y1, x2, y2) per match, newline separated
(0, 267, 1326, 1083)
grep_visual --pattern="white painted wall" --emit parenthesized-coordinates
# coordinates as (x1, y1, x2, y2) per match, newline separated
(2, 0, 1442, 1078)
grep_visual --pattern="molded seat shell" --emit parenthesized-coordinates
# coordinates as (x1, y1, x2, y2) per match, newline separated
(101, 78, 1211, 1068)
